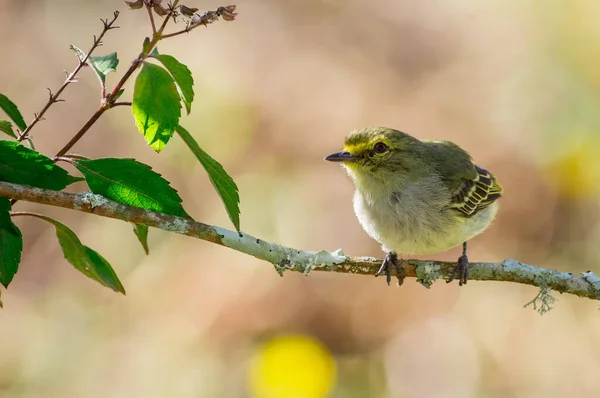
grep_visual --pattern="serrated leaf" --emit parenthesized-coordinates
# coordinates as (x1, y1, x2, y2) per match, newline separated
(0, 141, 82, 189)
(132, 223, 149, 255)
(89, 52, 119, 84)
(132, 63, 181, 152)
(0, 93, 27, 132)
(36, 214, 125, 293)
(73, 158, 190, 218)
(0, 120, 16, 139)
(176, 125, 240, 231)
(151, 54, 194, 114)
(0, 198, 22, 288)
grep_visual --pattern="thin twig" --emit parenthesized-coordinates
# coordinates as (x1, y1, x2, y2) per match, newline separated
(157, 0, 180, 34)
(111, 101, 132, 107)
(161, 5, 237, 39)
(2, 180, 599, 302)
(146, 5, 157, 35)
(18, 11, 120, 142)
(54, 107, 108, 157)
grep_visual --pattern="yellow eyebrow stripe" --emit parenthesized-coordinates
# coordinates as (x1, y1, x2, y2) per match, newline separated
(343, 142, 371, 155)
(343, 138, 391, 156)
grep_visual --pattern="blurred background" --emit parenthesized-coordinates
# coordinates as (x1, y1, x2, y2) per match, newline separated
(2, 0, 600, 397)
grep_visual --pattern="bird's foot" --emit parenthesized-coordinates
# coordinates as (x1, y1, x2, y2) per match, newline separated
(447, 254, 469, 286)
(375, 252, 405, 286)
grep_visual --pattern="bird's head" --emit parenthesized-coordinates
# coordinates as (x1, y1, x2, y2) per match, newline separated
(325, 127, 426, 187)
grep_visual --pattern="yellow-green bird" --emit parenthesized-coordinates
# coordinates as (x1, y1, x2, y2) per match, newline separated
(325, 127, 502, 286)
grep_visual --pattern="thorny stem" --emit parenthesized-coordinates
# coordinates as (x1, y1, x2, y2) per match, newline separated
(17, 11, 120, 142)
(12, 3, 234, 207)
(53, 0, 208, 161)
(53, 6, 173, 160)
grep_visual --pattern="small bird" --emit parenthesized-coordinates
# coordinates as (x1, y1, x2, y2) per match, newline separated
(325, 127, 502, 286)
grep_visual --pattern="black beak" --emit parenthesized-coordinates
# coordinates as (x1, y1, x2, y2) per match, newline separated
(324, 151, 359, 162)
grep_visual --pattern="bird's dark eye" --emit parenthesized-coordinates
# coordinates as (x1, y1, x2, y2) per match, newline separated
(373, 142, 389, 153)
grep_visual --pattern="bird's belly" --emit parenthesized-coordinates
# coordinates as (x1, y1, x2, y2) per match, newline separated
(353, 191, 498, 255)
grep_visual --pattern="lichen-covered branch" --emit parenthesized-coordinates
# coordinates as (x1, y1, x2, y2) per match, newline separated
(2, 180, 600, 302)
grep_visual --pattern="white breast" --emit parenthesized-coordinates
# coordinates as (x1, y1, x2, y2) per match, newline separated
(352, 176, 498, 255)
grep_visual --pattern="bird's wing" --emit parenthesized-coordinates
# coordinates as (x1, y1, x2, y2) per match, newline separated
(448, 165, 503, 218)
(426, 140, 503, 218)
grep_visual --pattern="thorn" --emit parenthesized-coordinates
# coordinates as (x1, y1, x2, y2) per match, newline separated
(46, 87, 53, 99)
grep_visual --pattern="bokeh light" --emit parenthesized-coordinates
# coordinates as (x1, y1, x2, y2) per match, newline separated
(249, 334, 336, 398)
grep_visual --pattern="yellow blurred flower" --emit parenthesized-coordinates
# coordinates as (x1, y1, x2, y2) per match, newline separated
(248, 335, 337, 398)
(542, 132, 600, 198)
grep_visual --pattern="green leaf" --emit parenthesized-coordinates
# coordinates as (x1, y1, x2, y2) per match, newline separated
(0, 198, 20, 236)
(151, 54, 194, 114)
(150, 47, 159, 56)
(89, 52, 119, 84)
(0, 93, 27, 132)
(71, 46, 119, 85)
(36, 214, 125, 293)
(70, 44, 86, 61)
(0, 141, 82, 189)
(142, 37, 151, 54)
(0, 120, 16, 139)
(132, 63, 181, 152)
(132, 223, 149, 255)
(0, 198, 23, 288)
(72, 158, 190, 218)
(113, 88, 125, 101)
(176, 125, 240, 231)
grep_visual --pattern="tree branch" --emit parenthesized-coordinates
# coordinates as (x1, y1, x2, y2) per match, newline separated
(2, 180, 599, 302)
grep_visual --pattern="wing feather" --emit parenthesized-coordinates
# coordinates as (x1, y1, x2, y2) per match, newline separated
(450, 165, 502, 217)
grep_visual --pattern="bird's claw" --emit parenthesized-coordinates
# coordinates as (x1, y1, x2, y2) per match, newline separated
(447, 254, 469, 286)
(375, 252, 404, 286)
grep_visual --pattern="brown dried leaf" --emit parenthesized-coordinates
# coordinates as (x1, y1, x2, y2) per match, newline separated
(220, 5, 237, 21)
(153, 2, 169, 16)
(125, 0, 144, 10)
(179, 5, 199, 17)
